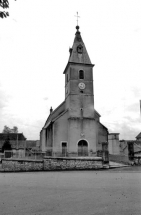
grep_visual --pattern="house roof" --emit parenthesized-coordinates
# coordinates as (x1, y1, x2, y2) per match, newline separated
(136, 132, 141, 139)
(0, 133, 26, 141)
(26, 140, 37, 148)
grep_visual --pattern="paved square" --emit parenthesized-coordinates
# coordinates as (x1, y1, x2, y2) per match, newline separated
(0, 167, 141, 215)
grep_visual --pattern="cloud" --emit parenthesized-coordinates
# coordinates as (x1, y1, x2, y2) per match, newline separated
(125, 102, 139, 113)
(131, 86, 141, 99)
(0, 85, 49, 139)
(102, 112, 141, 140)
(43, 97, 48, 101)
(0, 89, 8, 109)
(134, 28, 141, 32)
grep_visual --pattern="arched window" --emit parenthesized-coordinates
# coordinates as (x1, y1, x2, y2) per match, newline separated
(78, 140, 88, 156)
(79, 70, 84, 79)
(77, 45, 83, 54)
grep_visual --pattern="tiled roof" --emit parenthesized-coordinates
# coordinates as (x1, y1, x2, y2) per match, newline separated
(26, 140, 37, 148)
(0, 141, 26, 149)
(136, 132, 141, 139)
(0, 133, 26, 141)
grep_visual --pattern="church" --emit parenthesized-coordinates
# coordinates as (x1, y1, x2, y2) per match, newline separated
(40, 25, 109, 157)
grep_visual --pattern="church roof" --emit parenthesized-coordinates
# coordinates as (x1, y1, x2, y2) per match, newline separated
(43, 101, 66, 128)
(63, 26, 94, 74)
(94, 109, 101, 117)
(68, 26, 92, 65)
(69, 26, 92, 64)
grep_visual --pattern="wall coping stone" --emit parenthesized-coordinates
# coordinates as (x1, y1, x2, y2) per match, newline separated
(2, 158, 43, 162)
(44, 156, 103, 161)
(2, 157, 103, 162)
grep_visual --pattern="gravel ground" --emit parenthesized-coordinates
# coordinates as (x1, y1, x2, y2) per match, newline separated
(0, 167, 141, 215)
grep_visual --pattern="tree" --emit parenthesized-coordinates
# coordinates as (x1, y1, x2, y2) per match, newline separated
(0, 0, 9, 18)
(12, 126, 18, 133)
(2, 125, 18, 133)
(0, 0, 16, 18)
(2, 125, 11, 133)
(2, 137, 12, 152)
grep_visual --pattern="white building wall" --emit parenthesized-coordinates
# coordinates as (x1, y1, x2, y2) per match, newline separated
(108, 133, 120, 154)
(40, 129, 46, 152)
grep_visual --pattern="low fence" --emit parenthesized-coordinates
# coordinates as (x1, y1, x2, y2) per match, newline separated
(0, 156, 106, 172)
(0, 151, 45, 160)
(109, 154, 130, 165)
(109, 154, 141, 165)
(1, 149, 109, 162)
(134, 156, 141, 165)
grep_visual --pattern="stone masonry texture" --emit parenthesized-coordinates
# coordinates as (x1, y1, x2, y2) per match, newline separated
(1, 157, 104, 172)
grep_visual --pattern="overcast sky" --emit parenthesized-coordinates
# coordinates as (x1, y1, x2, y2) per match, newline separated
(0, 0, 141, 140)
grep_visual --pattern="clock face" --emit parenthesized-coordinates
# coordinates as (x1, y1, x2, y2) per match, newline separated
(78, 82, 85, 90)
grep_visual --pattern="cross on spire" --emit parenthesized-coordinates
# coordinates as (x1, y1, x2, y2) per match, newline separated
(75, 12, 80, 26)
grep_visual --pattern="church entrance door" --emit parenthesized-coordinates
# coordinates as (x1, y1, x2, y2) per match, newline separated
(78, 140, 88, 156)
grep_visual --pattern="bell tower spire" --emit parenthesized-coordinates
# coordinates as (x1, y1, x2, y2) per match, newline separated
(68, 24, 92, 65)
(64, 23, 95, 119)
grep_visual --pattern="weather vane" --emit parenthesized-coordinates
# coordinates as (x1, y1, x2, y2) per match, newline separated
(75, 12, 80, 26)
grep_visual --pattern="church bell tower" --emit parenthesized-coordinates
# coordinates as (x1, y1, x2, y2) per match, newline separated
(64, 25, 95, 119)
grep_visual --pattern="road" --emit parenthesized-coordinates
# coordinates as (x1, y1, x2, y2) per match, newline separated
(0, 167, 141, 215)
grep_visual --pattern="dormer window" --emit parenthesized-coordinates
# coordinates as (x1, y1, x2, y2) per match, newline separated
(77, 44, 83, 54)
(79, 70, 84, 79)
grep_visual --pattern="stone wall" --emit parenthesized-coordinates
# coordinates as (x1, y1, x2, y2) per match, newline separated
(44, 157, 104, 170)
(2, 159, 43, 172)
(1, 157, 105, 172)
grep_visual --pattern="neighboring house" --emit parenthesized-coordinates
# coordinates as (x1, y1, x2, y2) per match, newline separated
(136, 132, 141, 141)
(40, 25, 109, 157)
(119, 140, 135, 158)
(108, 133, 120, 155)
(25, 140, 42, 159)
(134, 133, 141, 156)
(119, 132, 141, 158)
(0, 133, 26, 157)
(26, 140, 40, 152)
(109, 131, 141, 160)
